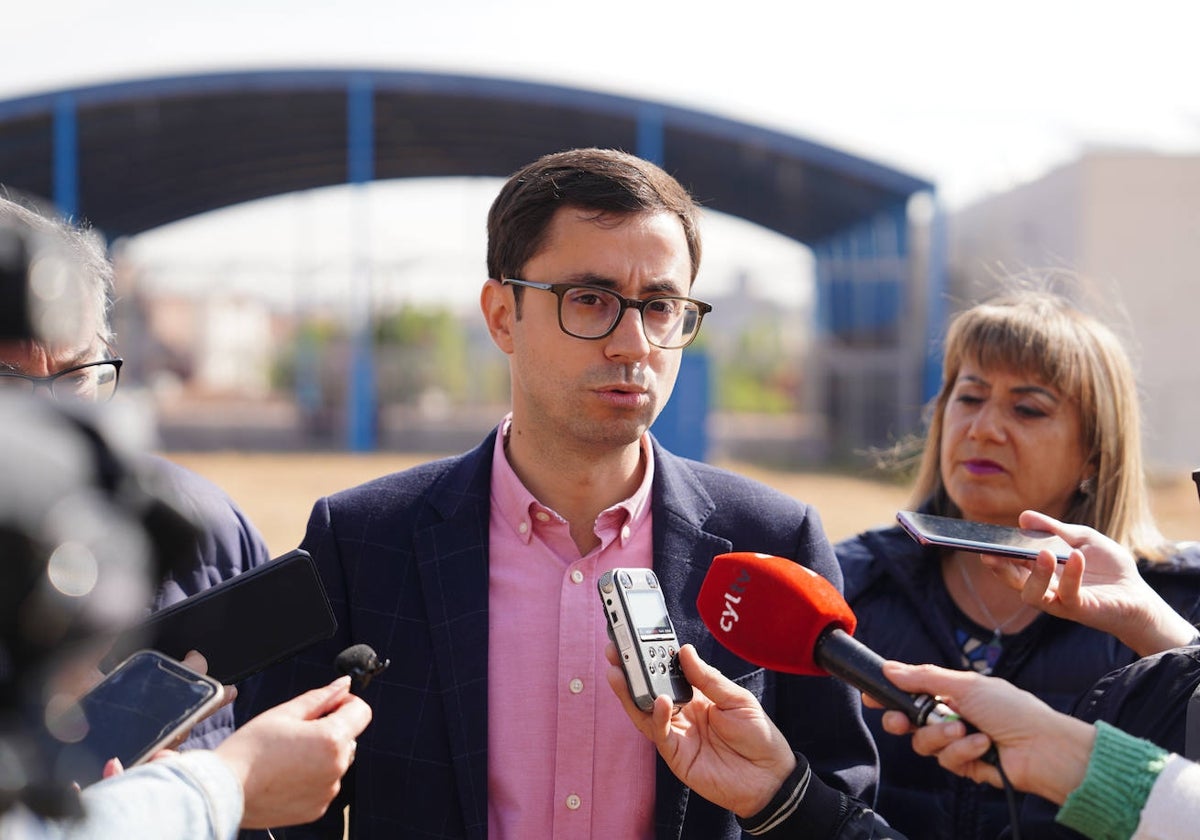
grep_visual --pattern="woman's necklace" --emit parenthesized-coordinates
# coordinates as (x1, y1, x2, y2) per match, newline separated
(957, 559, 1030, 669)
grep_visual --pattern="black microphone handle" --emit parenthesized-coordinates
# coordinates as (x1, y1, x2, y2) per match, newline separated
(813, 627, 951, 726)
(813, 627, 1000, 767)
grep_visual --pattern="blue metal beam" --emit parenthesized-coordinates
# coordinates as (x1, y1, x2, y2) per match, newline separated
(345, 74, 377, 452)
(52, 94, 78, 219)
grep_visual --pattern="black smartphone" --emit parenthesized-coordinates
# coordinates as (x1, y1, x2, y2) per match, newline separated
(56, 650, 223, 787)
(897, 510, 1073, 562)
(101, 549, 337, 684)
(598, 567, 692, 712)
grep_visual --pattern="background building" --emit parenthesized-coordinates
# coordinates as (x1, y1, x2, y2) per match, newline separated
(948, 150, 1200, 471)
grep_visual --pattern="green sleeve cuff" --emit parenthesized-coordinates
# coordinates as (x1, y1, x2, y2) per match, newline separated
(1056, 721, 1168, 840)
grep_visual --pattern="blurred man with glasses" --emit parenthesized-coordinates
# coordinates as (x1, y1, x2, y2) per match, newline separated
(0, 352, 122, 401)
(0, 194, 272, 749)
(237, 148, 883, 840)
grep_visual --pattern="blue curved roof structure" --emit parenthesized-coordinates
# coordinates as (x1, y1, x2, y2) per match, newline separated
(0, 69, 941, 458)
(0, 68, 930, 241)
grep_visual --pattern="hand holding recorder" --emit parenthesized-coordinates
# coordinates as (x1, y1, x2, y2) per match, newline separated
(598, 568, 692, 712)
(607, 554, 916, 837)
(604, 641, 796, 818)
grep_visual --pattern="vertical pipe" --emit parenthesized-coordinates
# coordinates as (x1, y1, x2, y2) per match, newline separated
(53, 94, 79, 219)
(923, 194, 947, 402)
(346, 74, 376, 452)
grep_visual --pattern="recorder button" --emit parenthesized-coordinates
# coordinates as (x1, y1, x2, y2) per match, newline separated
(614, 624, 634, 651)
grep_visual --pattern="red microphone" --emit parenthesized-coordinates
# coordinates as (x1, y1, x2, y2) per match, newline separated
(697, 552, 955, 726)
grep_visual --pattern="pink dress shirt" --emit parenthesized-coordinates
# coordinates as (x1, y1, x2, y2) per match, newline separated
(487, 419, 657, 840)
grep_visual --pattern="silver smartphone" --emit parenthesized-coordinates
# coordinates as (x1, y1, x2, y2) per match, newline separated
(598, 567, 692, 712)
(54, 649, 223, 787)
(897, 510, 1073, 563)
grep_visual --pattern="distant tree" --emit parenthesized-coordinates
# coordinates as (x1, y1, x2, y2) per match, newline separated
(712, 319, 803, 414)
(374, 306, 470, 404)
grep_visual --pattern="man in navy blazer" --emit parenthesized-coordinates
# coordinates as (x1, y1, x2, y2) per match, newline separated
(236, 148, 879, 839)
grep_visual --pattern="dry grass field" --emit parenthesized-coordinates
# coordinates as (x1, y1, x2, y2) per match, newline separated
(166, 450, 1200, 556)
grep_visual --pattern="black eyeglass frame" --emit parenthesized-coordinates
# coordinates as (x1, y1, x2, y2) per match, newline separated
(0, 357, 124, 402)
(501, 277, 713, 350)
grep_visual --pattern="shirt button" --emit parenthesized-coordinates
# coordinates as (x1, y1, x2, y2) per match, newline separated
(621, 525, 631, 540)
(569, 678, 584, 694)
(566, 794, 582, 810)
(570, 569, 584, 584)
(518, 521, 529, 534)
(535, 511, 551, 522)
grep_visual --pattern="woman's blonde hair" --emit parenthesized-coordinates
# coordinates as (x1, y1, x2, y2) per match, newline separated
(908, 288, 1168, 560)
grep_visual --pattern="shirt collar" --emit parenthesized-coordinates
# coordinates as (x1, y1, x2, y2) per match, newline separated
(490, 414, 655, 547)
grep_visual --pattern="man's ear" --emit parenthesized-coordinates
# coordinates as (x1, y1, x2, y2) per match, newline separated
(480, 279, 515, 354)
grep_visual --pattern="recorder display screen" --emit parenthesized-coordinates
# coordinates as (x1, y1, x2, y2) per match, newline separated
(626, 590, 673, 638)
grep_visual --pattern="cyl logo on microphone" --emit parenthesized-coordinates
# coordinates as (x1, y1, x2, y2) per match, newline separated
(719, 568, 751, 632)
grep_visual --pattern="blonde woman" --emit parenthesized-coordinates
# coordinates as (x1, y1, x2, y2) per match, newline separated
(836, 289, 1200, 840)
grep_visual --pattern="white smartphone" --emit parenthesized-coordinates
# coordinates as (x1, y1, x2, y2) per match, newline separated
(54, 649, 223, 787)
(598, 568, 692, 712)
(897, 510, 1073, 563)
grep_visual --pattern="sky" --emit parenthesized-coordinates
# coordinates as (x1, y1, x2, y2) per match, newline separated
(4, 0, 1199, 307)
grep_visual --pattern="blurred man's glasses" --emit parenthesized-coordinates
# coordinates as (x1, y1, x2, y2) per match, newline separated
(502, 278, 712, 350)
(0, 358, 123, 403)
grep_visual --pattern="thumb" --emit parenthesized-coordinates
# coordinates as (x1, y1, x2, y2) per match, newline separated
(676, 644, 747, 707)
(321, 693, 373, 739)
(1019, 510, 1088, 545)
(883, 661, 969, 699)
(280, 675, 354, 721)
(102, 756, 125, 779)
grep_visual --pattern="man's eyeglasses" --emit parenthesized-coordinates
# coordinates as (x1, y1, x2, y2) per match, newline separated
(0, 358, 123, 403)
(502, 278, 712, 350)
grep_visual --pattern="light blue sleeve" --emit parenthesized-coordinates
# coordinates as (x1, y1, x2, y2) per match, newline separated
(0, 751, 243, 840)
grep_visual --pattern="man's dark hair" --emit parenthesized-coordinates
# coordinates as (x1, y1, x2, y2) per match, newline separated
(486, 148, 703, 301)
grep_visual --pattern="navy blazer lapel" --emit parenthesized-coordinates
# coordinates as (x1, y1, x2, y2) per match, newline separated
(414, 432, 495, 840)
(648, 440, 734, 838)
(650, 440, 733, 657)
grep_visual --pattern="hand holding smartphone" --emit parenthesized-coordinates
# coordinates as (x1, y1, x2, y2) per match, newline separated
(52, 650, 223, 787)
(598, 568, 692, 712)
(897, 510, 1073, 563)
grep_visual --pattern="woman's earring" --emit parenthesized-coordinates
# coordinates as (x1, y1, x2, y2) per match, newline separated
(1079, 476, 1095, 496)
